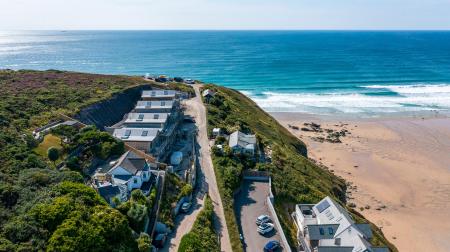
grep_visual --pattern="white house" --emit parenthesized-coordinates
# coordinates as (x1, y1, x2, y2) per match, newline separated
(106, 151, 153, 193)
(293, 196, 389, 252)
(141, 89, 179, 101)
(202, 89, 216, 101)
(112, 127, 161, 153)
(229, 130, 256, 155)
(134, 100, 175, 113)
(123, 112, 170, 128)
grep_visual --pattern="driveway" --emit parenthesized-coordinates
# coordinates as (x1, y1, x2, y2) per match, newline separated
(235, 180, 283, 252)
(181, 85, 232, 252)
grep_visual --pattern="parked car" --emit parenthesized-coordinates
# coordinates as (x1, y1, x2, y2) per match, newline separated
(181, 202, 192, 213)
(257, 223, 274, 235)
(256, 214, 271, 225)
(152, 233, 167, 248)
(174, 77, 184, 82)
(264, 240, 280, 252)
(184, 79, 195, 84)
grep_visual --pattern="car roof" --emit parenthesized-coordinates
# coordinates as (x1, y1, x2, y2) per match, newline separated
(265, 240, 279, 248)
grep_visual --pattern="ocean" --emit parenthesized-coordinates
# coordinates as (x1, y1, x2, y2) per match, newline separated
(1, 30, 450, 116)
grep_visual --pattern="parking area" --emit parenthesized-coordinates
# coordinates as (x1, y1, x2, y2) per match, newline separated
(235, 180, 283, 251)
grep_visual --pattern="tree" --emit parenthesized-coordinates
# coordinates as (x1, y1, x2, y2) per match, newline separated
(47, 147, 60, 165)
(137, 233, 152, 252)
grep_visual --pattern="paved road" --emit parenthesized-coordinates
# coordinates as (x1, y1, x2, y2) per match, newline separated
(160, 193, 205, 252)
(185, 84, 232, 252)
(235, 180, 283, 252)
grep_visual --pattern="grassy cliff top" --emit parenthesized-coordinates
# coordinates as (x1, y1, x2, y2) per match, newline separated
(0, 69, 193, 251)
(203, 83, 397, 251)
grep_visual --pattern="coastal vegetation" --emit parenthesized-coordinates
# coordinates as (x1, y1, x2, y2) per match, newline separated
(0, 69, 192, 251)
(203, 84, 397, 251)
(178, 196, 219, 252)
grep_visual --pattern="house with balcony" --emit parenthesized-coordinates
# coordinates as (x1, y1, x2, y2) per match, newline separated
(293, 196, 389, 252)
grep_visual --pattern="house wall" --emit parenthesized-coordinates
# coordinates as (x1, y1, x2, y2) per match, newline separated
(128, 175, 143, 191)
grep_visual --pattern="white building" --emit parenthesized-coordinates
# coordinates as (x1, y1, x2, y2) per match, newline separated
(293, 196, 389, 252)
(229, 130, 256, 155)
(112, 127, 161, 153)
(142, 90, 179, 101)
(134, 100, 175, 113)
(123, 112, 170, 128)
(94, 151, 157, 203)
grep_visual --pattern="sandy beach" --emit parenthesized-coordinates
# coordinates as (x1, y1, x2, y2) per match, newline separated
(271, 112, 450, 252)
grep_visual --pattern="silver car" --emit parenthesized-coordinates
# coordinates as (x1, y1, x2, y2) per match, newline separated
(257, 223, 274, 235)
(256, 214, 271, 225)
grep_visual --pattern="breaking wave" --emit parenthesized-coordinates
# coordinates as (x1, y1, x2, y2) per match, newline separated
(246, 84, 450, 115)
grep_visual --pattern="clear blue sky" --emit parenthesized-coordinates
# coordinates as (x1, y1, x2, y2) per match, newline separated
(1, 0, 450, 30)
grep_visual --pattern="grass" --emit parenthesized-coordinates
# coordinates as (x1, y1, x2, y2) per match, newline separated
(33, 134, 65, 165)
(202, 84, 397, 252)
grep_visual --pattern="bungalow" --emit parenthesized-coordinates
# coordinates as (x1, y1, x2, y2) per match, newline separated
(229, 130, 256, 155)
(293, 196, 389, 252)
(141, 89, 179, 101)
(202, 89, 216, 102)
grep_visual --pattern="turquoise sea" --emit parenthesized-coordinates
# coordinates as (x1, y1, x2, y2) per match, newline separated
(1, 30, 450, 115)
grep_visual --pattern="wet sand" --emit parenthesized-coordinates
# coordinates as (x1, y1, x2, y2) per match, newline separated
(271, 112, 450, 252)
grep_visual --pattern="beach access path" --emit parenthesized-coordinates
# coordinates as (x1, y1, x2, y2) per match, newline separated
(185, 84, 232, 252)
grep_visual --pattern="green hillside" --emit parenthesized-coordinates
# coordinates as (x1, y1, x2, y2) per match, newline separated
(0, 69, 191, 251)
(203, 84, 397, 252)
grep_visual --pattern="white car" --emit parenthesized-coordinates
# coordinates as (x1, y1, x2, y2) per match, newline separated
(257, 223, 274, 235)
(256, 215, 271, 225)
(181, 202, 192, 213)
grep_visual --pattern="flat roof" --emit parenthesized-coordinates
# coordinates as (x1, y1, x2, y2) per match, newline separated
(135, 100, 174, 110)
(142, 89, 177, 98)
(112, 127, 161, 142)
(125, 113, 170, 124)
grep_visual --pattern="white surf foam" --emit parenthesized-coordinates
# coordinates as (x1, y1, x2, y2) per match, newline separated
(246, 84, 450, 114)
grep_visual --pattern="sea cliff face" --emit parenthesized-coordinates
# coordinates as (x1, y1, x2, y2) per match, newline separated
(74, 85, 152, 130)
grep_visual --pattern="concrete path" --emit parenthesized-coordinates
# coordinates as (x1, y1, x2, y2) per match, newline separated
(185, 84, 232, 252)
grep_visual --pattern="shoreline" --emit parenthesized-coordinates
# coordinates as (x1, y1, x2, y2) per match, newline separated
(270, 112, 450, 252)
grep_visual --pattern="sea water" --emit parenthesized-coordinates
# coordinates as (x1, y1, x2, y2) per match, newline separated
(1, 30, 450, 115)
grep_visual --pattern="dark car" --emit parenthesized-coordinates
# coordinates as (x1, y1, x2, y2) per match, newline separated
(174, 77, 184, 82)
(263, 240, 280, 252)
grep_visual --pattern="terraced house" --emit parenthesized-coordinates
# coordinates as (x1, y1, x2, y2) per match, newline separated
(107, 89, 184, 161)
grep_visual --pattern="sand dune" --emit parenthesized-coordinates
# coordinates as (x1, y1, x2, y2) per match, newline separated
(271, 112, 450, 252)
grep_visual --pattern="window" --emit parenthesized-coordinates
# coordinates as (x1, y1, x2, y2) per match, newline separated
(153, 114, 159, 119)
(125, 130, 131, 136)
(161, 101, 166, 106)
(133, 178, 138, 184)
(151, 91, 156, 96)
(328, 227, 334, 235)
(164, 90, 168, 95)
(137, 114, 144, 121)
(142, 131, 148, 136)
(319, 228, 324, 235)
